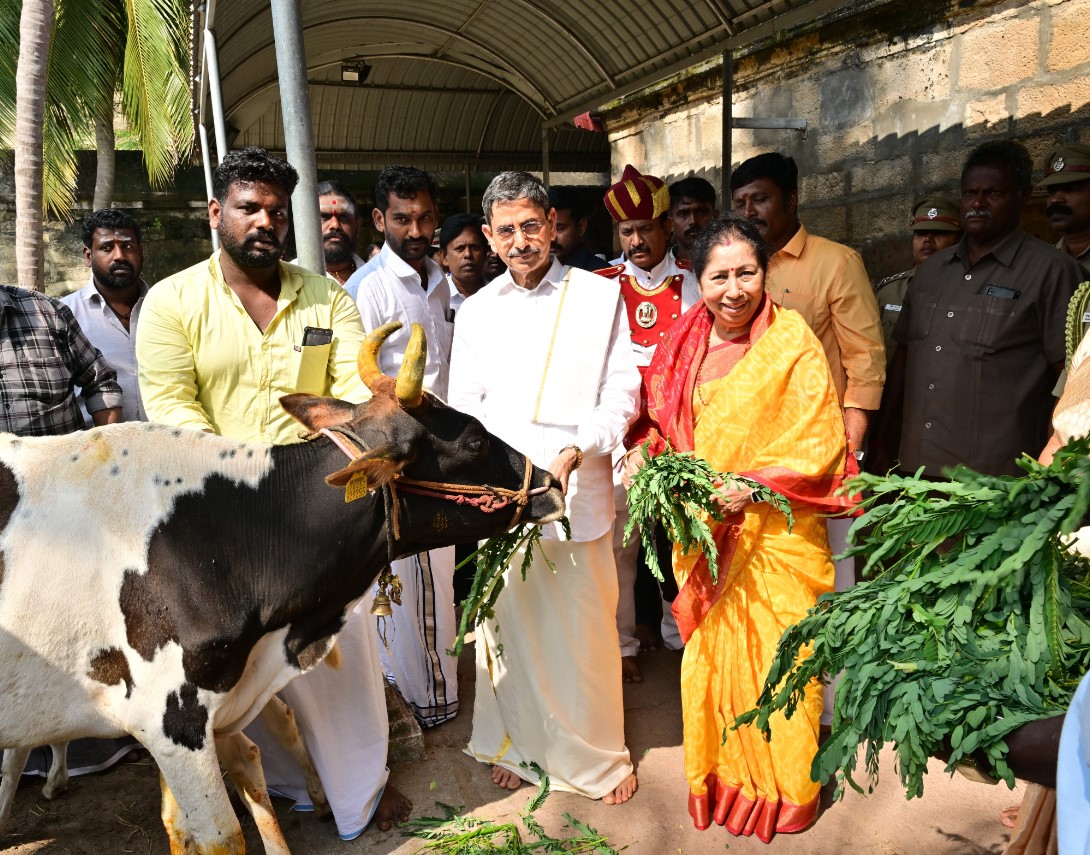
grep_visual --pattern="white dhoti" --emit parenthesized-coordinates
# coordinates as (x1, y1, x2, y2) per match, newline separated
(466, 532, 634, 798)
(247, 600, 389, 841)
(377, 546, 459, 727)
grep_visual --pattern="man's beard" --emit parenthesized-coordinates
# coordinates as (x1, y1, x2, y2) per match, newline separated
(93, 264, 139, 290)
(220, 229, 283, 268)
(323, 232, 354, 266)
(387, 232, 430, 262)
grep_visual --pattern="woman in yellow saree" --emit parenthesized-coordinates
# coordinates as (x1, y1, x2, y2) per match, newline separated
(625, 216, 856, 843)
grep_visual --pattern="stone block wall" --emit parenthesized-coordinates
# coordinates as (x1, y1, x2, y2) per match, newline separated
(603, 0, 1090, 280)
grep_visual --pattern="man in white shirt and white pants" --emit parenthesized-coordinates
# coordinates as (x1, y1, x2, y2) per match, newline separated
(343, 166, 458, 728)
(449, 171, 640, 804)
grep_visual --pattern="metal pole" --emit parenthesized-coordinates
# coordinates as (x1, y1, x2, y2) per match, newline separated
(203, 31, 229, 162)
(465, 165, 472, 213)
(721, 50, 733, 208)
(541, 127, 551, 188)
(198, 123, 220, 250)
(269, 0, 323, 275)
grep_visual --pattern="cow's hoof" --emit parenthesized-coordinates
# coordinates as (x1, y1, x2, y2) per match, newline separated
(41, 781, 67, 800)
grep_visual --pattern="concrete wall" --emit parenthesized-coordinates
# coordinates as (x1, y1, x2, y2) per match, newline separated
(603, 0, 1090, 280)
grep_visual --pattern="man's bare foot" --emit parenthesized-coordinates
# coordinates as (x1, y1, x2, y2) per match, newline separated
(602, 773, 638, 805)
(634, 624, 659, 652)
(491, 765, 523, 790)
(1001, 804, 1020, 829)
(373, 785, 412, 831)
(621, 655, 643, 683)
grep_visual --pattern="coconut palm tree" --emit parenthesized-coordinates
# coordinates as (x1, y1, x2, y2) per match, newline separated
(8, 0, 54, 292)
(1, 0, 192, 291)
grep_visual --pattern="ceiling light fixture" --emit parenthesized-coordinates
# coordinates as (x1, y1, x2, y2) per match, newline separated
(340, 61, 371, 84)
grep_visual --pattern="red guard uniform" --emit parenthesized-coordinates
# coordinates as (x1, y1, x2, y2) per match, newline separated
(597, 252, 699, 369)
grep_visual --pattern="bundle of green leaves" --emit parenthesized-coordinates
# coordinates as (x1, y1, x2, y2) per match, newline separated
(735, 437, 1090, 799)
(449, 518, 571, 656)
(623, 441, 794, 583)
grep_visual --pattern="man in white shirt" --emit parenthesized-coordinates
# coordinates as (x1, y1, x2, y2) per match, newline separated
(343, 166, 458, 728)
(438, 213, 487, 317)
(62, 208, 148, 424)
(450, 171, 640, 805)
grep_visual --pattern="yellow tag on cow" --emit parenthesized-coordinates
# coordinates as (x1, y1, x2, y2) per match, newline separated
(345, 472, 369, 503)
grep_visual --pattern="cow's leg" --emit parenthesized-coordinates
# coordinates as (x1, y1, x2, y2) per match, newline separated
(156, 748, 243, 855)
(159, 771, 190, 855)
(41, 743, 68, 800)
(0, 748, 31, 833)
(257, 697, 331, 819)
(216, 732, 290, 855)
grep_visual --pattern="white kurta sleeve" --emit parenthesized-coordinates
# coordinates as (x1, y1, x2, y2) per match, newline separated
(447, 307, 486, 421)
(572, 295, 640, 456)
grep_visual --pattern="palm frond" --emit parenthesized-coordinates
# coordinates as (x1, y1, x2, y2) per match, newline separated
(0, 0, 23, 149)
(40, 0, 125, 218)
(121, 0, 193, 187)
(42, 99, 78, 219)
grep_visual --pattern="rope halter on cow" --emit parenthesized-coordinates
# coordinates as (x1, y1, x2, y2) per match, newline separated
(320, 424, 543, 544)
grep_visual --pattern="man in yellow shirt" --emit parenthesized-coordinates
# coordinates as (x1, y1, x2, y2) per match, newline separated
(136, 146, 410, 837)
(730, 153, 885, 446)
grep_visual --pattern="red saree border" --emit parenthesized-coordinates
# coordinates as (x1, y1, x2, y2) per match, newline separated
(688, 774, 819, 844)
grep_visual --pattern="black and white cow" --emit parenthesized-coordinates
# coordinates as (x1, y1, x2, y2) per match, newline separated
(0, 323, 564, 854)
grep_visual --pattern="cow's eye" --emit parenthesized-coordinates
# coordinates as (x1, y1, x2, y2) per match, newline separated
(467, 438, 484, 454)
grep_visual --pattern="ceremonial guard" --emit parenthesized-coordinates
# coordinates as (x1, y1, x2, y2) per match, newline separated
(874, 197, 962, 364)
(598, 165, 700, 371)
(598, 165, 700, 677)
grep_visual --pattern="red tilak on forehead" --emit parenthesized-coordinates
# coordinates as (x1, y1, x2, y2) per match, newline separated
(330, 199, 338, 211)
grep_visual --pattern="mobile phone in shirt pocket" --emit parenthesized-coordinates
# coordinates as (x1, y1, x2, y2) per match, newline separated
(292, 340, 332, 393)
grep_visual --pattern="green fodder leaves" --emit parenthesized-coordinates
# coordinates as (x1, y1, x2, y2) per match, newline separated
(402, 765, 626, 853)
(737, 436, 1090, 801)
(449, 519, 571, 656)
(623, 441, 793, 583)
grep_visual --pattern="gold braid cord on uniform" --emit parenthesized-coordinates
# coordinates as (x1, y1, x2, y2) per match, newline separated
(1065, 280, 1090, 369)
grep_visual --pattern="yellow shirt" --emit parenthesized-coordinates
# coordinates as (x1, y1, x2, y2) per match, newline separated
(136, 252, 369, 444)
(766, 225, 886, 411)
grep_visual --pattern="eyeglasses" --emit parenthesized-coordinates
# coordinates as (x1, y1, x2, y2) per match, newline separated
(492, 220, 545, 241)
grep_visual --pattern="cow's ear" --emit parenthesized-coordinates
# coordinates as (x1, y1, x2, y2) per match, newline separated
(280, 394, 357, 430)
(324, 451, 401, 490)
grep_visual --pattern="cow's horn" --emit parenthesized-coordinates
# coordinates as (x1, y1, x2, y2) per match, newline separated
(358, 321, 403, 390)
(395, 323, 427, 409)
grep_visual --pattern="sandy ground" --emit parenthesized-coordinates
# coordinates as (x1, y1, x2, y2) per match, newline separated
(0, 642, 1023, 855)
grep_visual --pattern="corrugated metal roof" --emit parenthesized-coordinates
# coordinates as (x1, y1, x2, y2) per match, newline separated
(195, 0, 875, 174)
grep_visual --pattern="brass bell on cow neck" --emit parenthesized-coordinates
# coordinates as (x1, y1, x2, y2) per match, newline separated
(371, 592, 393, 618)
(371, 566, 401, 617)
